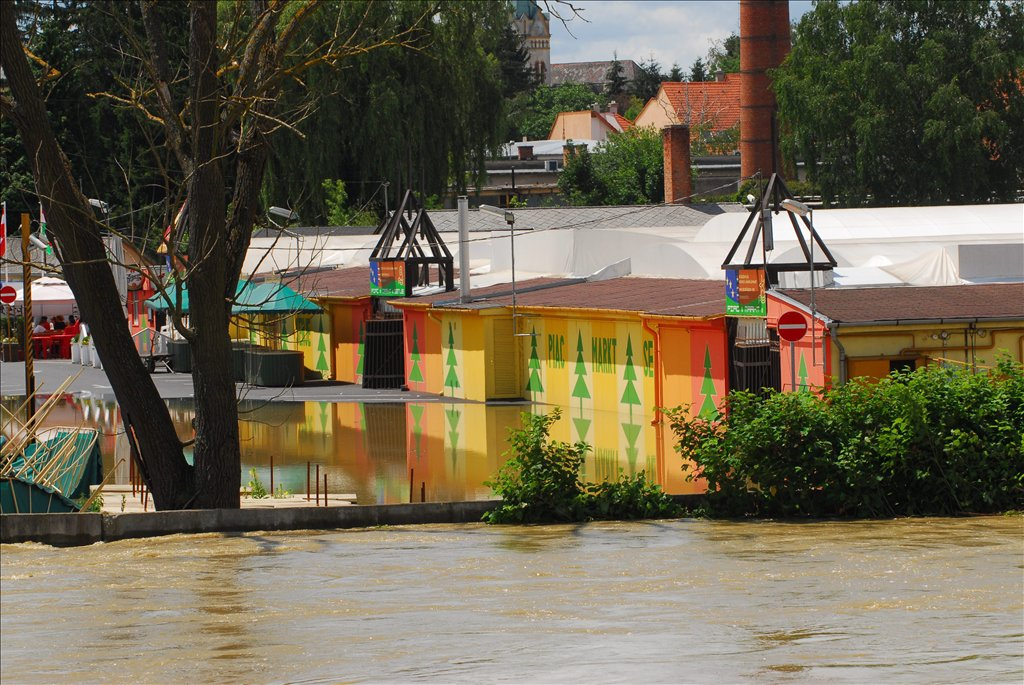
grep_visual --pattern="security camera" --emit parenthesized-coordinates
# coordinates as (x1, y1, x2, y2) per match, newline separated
(746, 194, 756, 205)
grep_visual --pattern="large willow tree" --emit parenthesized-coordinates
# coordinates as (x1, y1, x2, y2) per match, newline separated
(262, 1, 512, 222)
(1, 0, 430, 509)
(775, 0, 1024, 207)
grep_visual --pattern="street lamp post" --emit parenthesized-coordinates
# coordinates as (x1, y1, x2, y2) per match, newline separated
(479, 204, 521, 335)
(268, 206, 301, 272)
(781, 198, 818, 367)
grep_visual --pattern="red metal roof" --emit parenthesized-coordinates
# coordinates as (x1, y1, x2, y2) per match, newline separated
(778, 283, 1024, 323)
(400, 276, 726, 319)
(270, 267, 372, 300)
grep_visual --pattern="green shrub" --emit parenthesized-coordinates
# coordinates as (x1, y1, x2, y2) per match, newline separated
(247, 468, 269, 499)
(484, 409, 679, 524)
(667, 358, 1024, 518)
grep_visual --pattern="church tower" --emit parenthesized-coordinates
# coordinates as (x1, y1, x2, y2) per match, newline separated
(512, 0, 551, 85)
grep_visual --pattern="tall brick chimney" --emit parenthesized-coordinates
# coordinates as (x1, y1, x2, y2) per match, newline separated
(662, 124, 691, 205)
(740, 0, 791, 179)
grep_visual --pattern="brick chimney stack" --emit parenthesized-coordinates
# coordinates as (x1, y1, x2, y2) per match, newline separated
(662, 124, 692, 205)
(740, 0, 791, 179)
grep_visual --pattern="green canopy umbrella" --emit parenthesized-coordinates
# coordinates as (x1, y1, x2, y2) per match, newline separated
(145, 281, 321, 314)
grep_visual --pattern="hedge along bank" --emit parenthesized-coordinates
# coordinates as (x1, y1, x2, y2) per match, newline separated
(667, 359, 1024, 518)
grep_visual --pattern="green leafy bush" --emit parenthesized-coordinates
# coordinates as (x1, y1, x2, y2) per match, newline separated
(667, 358, 1024, 518)
(484, 409, 679, 524)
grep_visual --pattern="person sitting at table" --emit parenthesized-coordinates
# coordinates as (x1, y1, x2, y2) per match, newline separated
(52, 315, 67, 331)
(65, 316, 80, 338)
(33, 317, 50, 335)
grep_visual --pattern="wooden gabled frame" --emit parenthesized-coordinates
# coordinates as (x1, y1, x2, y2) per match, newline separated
(369, 190, 454, 297)
(722, 173, 837, 286)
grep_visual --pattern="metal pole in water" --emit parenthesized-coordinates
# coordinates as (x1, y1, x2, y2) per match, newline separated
(324, 474, 328, 506)
(315, 464, 320, 506)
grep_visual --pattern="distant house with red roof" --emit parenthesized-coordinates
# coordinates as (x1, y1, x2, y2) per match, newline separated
(634, 73, 741, 153)
(547, 105, 634, 142)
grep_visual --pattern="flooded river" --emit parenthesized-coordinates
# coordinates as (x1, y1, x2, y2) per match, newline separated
(2, 517, 1021, 683)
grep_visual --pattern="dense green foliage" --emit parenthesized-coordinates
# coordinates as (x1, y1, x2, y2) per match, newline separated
(322, 180, 379, 227)
(483, 410, 679, 524)
(1, 0, 187, 245)
(3, 1, 526, 228)
(263, 1, 513, 223)
(604, 53, 628, 100)
(507, 83, 606, 141)
(775, 0, 1024, 206)
(629, 57, 665, 102)
(689, 57, 708, 83)
(558, 127, 664, 206)
(705, 33, 740, 76)
(668, 360, 1024, 518)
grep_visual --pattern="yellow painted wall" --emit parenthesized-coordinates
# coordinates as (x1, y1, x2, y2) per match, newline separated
(633, 90, 675, 130)
(837, 321, 1023, 378)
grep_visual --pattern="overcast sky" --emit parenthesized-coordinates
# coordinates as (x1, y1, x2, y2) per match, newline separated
(548, 1, 815, 73)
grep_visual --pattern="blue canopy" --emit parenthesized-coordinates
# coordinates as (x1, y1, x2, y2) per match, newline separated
(145, 281, 321, 314)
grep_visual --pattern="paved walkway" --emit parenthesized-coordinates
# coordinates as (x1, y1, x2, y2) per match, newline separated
(0, 359, 469, 404)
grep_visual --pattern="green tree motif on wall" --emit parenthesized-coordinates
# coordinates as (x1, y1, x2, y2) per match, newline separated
(410, 404, 424, 460)
(315, 317, 329, 375)
(444, 322, 460, 396)
(622, 421, 641, 471)
(525, 326, 544, 397)
(698, 345, 719, 419)
(409, 323, 424, 383)
(571, 330, 591, 442)
(445, 404, 461, 469)
(798, 353, 809, 392)
(620, 334, 641, 421)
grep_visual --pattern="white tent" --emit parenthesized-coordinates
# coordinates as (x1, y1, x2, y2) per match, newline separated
(8, 277, 78, 318)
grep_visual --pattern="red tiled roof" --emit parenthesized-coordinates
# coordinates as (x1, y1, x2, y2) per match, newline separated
(612, 112, 634, 131)
(779, 283, 1024, 323)
(660, 74, 740, 133)
(401, 276, 726, 319)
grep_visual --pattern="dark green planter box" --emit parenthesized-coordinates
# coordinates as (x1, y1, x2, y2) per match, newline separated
(167, 340, 191, 374)
(232, 342, 266, 382)
(245, 350, 304, 387)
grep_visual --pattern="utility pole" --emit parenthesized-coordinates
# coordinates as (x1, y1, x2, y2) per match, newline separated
(21, 213, 35, 427)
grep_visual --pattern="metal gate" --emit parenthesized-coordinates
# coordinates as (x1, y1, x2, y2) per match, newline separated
(362, 318, 405, 389)
(729, 318, 781, 394)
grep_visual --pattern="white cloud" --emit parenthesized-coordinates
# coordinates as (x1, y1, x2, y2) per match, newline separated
(548, 1, 814, 73)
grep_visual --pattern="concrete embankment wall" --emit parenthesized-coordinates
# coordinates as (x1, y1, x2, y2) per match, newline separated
(1, 495, 705, 547)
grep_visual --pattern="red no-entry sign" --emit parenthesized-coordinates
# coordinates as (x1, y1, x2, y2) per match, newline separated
(778, 311, 808, 342)
(0, 284, 16, 305)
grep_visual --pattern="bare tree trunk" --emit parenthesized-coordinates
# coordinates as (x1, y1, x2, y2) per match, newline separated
(183, 1, 240, 509)
(0, 2, 194, 509)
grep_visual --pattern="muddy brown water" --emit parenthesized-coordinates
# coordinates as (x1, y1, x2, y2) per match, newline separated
(2, 517, 1021, 683)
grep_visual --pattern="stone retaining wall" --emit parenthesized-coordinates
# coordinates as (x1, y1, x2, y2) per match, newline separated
(1, 495, 705, 546)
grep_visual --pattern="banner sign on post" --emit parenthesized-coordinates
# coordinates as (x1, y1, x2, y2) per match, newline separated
(370, 260, 407, 297)
(725, 268, 767, 317)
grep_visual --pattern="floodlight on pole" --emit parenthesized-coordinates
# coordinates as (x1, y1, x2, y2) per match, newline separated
(268, 206, 300, 224)
(267, 206, 301, 272)
(479, 204, 524, 337)
(781, 198, 818, 368)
